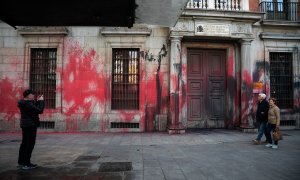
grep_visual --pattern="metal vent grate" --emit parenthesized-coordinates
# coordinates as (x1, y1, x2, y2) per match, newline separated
(40, 121, 55, 129)
(111, 122, 139, 129)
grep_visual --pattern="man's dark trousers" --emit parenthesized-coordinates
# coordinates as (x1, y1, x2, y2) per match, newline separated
(18, 127, 37, 165)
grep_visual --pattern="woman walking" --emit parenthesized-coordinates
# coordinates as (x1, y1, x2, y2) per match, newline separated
(265, 98, 280, 149)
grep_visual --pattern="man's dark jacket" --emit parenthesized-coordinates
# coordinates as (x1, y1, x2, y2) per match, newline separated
(18, 100, 45, 128)
(256, 98, 269, 123)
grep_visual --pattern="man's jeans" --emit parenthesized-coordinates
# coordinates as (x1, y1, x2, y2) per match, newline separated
(18, 127, 37, 165)
(256, 121, 267, 141)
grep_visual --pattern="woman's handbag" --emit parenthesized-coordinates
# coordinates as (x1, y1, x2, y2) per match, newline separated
(272, 127, 283, 141)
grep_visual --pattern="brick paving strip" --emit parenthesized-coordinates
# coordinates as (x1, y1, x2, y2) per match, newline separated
(0, 130, 299, 180)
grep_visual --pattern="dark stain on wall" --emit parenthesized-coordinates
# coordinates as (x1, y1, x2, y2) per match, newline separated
(144, 44, 168, 114)
(253, 60, 269, 82)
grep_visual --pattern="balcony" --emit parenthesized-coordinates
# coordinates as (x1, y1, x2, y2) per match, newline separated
(182, 0, 261, 23)
(260, 1, 299, 21)
(186, 0, 242, 11)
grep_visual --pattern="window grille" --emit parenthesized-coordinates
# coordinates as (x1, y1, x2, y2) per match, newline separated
(112, 48, 139, 110)
(260, 1, 299, 21)
(30, 48, 57, 109)
(270, 52, 293, 109)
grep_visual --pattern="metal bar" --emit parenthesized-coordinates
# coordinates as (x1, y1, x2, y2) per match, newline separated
(30, 48, 57, 109)
(111, 48, 139, 110)
(270, 52, 293, 109)
(260, 1, 299, 21)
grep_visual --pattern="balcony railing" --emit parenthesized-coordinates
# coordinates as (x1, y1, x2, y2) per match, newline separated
(186, 0, 241, 11)
(260, 1, 299, 21)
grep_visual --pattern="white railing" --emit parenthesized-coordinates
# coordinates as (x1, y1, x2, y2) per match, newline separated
(186, 0, 243, 11)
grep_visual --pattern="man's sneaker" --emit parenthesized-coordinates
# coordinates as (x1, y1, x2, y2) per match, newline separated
(16, 164, 23, 169)
(272, 145, 278, 149)
(252, 139, 260, 145)
(265, 143, 272, 148)
(29, 163, 38, 168)
(22, 163, 38, 170)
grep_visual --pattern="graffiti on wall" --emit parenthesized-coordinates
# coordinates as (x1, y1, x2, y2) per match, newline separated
(144, 44, 169, 131)
(241, 70, 255, 127)
(144, 44, 168, 113)
(60, 40, 106, 131)
(168, 42, 186, 130)
(0, 56, 25, 129)
(226, 47, 240, 128)
(0, 78, 22, 122)
(294, 74, 300, 113)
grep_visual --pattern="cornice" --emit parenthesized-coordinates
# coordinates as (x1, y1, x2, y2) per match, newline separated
(260, 20, 300, 28)
(260, 32, 300, 40)
(101, 27, 152, 37)
(18, 26, 68, 36)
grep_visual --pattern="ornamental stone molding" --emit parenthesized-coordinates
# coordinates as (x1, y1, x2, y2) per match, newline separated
(195, 23, 230, 36)
(170, 19, 194, 32)
(100, 27, 152, 37)
(171, 19, 254, 39)
(231, 24, 252, 34)
(18, 26, 68, 36)
(260, 32, 300, 40)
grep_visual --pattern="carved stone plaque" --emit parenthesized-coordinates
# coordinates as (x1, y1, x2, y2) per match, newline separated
(195, 24, 230, 36)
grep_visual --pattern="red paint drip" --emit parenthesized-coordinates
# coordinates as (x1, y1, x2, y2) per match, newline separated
(228, 48, 234, 77)
(241, 70, 253, 127)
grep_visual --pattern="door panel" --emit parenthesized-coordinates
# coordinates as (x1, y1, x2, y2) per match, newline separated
(209, 96, 224, 118)
(188, 96, 204, 120)
(188, 80, 204, 94)
(187, 49, 226, 128)
(188, 53, 204, 77)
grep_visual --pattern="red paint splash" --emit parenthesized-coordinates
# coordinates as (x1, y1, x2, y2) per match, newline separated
(144, 73, 161, 131)
(0, 57, 24, 124)
(294, 92, 300, 112)
(180, 63, 187, 110)
(227, 48, 234, 77)
(241, 70, 254, 127)
(170, 74, 178, 92)
(0, 78, 21, 121)
(62, 40, 105, 131)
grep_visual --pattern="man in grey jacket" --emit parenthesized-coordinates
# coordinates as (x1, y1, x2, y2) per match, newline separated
(18, 89, 44, 170)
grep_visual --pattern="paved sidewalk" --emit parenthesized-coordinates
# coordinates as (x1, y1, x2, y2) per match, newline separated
(0, 129, 299, 180)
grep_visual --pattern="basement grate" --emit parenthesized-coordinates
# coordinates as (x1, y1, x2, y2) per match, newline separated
(40, 121, 55, 129)
(280, 120, 296, 126)
(110, 122, 139, 129)
(98, 162, 132, 172)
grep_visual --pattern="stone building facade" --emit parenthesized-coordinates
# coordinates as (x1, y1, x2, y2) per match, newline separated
(0, 0, 299, 132)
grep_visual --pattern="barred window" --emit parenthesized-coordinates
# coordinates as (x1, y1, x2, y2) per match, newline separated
(30, 48, 57, 109)
(270, 52, 293, 109)
(111, 48, 139, 110)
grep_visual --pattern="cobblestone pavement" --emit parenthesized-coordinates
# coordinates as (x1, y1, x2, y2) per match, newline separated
(0, 129, 299, 180)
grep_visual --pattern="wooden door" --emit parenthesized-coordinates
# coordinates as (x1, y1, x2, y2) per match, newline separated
(187, 49, 226, 128)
